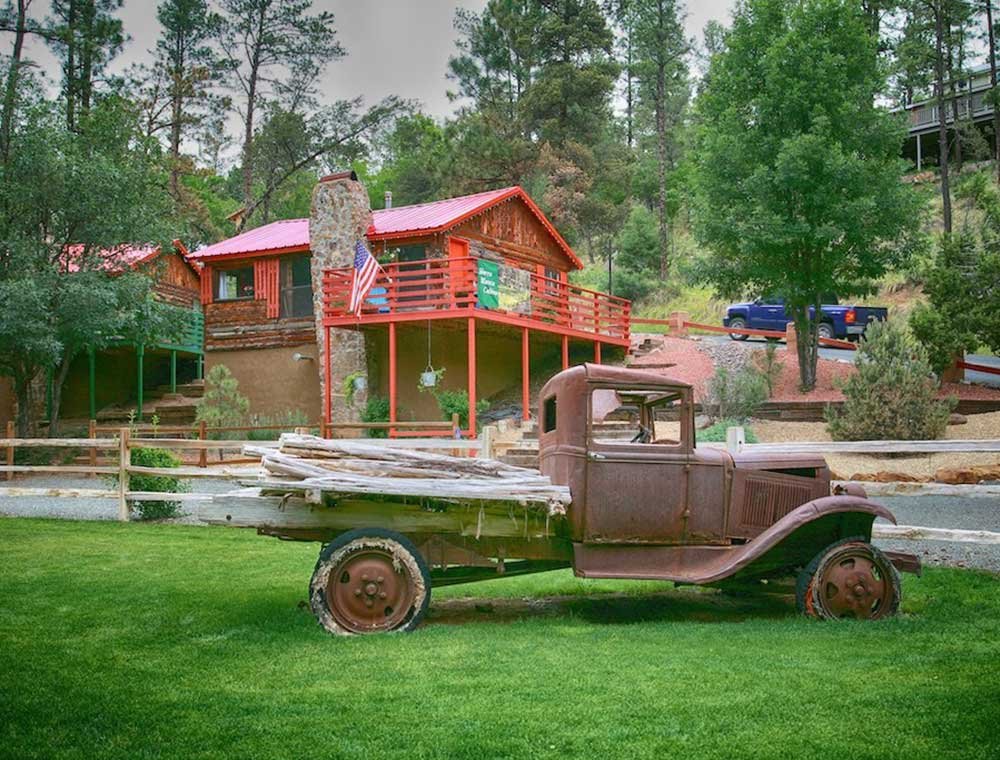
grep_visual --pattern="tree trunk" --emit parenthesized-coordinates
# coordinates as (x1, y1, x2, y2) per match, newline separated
(935, 3, 952, 233)
(792, 305, 818, 392)
(79, 0, 94, 121)
(65, 0, 77, 132)
(947, 25, 962, 172)
(47, 355, 74, 438)
(13, 373, 33, 438)
(0, 0, 27, 163)
(169, 39, 185, 200)
(987, 1, 999, 183)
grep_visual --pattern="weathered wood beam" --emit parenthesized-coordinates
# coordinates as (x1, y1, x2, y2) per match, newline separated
(873, 524, 1000, 545)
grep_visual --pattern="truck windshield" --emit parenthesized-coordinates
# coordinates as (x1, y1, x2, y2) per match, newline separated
(590, 387, 688, 447)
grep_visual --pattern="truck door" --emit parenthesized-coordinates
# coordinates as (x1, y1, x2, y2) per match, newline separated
(759, 298, 788, 331)
(583, 387, 694, 544)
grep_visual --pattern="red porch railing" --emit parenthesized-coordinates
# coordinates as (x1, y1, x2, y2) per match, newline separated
(322, 256, 631, 342)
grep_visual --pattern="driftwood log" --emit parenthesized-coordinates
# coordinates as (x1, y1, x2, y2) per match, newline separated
(198, 435, 571, 538)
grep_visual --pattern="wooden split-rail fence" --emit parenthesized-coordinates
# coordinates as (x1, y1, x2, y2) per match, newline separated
(1, 424, 998, 546)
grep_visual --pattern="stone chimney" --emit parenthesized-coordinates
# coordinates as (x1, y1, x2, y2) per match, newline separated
(310, 170, 371, 423)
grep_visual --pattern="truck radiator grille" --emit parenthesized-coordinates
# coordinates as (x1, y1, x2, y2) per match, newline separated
(732, 473, 818, 536)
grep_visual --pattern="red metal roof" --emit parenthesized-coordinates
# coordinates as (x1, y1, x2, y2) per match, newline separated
(61, 241, 192, 274)
(188, 186, 582, 269)
(188, 218, 310, 261)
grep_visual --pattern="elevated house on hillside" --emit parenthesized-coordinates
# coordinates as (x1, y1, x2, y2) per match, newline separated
(187, 185, 631, 434)
(895, 64, 999, 170)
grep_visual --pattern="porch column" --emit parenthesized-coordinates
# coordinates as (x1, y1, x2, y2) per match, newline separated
(169, 350, 177, 394)
(916, 132, 922, 171)
(388, 322, 398, 437)
(323, 326, 332, 425)
(196, 354, 203, 380)
(594, 341, 602, 364)
(136, 344, 145, 421)
(468, 317, 477, 434)
(87, 347, 96, 420)
(521, 327, 530, 422)
(561, 335, 569, 370)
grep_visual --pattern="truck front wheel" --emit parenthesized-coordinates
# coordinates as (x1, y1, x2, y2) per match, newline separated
(309, 528, 431, 635)
(796, 538, 900, 621)
(728, 317, 749, 340)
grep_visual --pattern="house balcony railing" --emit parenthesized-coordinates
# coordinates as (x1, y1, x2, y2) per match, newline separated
(322, 256, 631, 343)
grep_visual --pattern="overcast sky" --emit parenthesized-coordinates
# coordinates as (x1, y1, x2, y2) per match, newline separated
(16, 0, 736, 118)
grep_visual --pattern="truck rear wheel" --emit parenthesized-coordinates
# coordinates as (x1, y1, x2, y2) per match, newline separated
(797, 538, 900, 621)
(309, 528, 431, 635)
(817, 322, 835, 340)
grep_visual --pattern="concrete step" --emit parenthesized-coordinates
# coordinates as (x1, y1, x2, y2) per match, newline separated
(522, 421, 636, 441)
(500, 454, 539, 468)
(154, 381, 204, 398)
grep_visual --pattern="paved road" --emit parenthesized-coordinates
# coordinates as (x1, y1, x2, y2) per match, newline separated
(875, 495, 999, 574)
(701, 333, 1000, 387)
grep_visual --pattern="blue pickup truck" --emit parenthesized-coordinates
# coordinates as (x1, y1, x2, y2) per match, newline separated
(722, 297, 888, 341)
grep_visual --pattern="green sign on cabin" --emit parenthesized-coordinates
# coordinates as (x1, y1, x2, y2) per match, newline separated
(477, 259, 500, 309)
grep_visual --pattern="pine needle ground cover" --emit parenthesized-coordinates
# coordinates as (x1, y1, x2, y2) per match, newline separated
(1, 518, 998, 760)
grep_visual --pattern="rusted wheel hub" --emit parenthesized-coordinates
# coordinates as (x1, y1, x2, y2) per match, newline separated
(804, 541, 900, 621)
(309, 529, 431, 636)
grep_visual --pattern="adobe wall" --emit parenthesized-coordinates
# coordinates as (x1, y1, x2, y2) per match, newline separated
(206, 343, 322, 421)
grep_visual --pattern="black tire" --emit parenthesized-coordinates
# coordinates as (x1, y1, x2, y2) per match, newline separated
(796, 537, 900, 621)
(728, 317, 749, 341)
(817, 322, 835, 341)
(309, 528, 432, 636)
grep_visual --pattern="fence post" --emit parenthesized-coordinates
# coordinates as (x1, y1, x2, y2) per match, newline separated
(88, 419, 97, 477)
(668, 311, 689, 337)
(5, 420, 13, 481)
(199, 420, 207, 468)
(480, 424, 497, 460)
(117, 427, 131, 522)
(451, 413, 460, 438)
(726, 426, 745, 455)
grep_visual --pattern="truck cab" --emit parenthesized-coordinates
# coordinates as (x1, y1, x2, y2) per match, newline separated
(538, 364, 917, 618)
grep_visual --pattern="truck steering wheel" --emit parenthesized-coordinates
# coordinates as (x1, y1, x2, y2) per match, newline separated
(631, 424, 652, 444)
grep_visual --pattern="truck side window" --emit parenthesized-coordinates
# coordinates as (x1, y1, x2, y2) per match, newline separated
(543, 396, 557, 433)
(589, 388, 688, 447)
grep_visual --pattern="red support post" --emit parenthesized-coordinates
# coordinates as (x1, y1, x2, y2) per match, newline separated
(388, 322, 398, 437)
(323, 326, 332, 427)
(521, 327, 530, 421)
(561, 335, 569, 370)
(468, 317, 477, 435)
(594, 341, 601, 364)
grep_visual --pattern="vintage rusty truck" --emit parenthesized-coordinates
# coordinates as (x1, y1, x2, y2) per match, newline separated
(207, 364, 919, 635)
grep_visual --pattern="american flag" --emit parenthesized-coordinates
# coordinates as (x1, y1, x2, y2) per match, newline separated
(349, 240, 381, 316)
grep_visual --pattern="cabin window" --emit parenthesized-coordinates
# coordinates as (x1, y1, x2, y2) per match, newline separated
(543, 395, 557, 434)
(214, 266, 254, 300)
(397, 244, 426, 263)
(589, 387, 689, 448)
(280, 253, 313, 318)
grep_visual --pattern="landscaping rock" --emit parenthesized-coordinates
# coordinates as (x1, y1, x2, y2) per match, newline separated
(849, 471, 929, 483)
(933, 464, 1000, 485)
(948, 413, 968, 426)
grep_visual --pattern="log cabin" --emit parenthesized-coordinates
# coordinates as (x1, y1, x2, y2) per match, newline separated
(187, 185, 631, 434)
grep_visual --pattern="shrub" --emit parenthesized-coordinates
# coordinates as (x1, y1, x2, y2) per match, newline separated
(195, 364, 250, 439)
(696, 419, 760, 444)
(360, 396, 390, 438)
(433, 389, 489, 431)
(704, 366, 768, 422)
(826, 320, 954, 441)
(751, 341, 784, 397)
(126, 446, 188, 520)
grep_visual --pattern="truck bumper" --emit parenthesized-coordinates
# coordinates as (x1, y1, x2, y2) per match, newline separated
(846, 325, 866, 335)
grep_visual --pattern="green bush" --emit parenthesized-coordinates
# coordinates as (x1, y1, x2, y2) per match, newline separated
(696, 420, 759, 444)
(360, 396, 390, 438)
(704, 366, 768, 422)
(126, 447, 188, 520)
(826, 320, 954, 441)
(433, 389, 489, 431)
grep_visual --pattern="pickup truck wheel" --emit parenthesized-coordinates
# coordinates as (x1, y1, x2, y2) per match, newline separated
(309, 528, 431, 635)
(727, 317, 749, 341)
(817, 322, 835, 340)
(796, 538, 900, 621)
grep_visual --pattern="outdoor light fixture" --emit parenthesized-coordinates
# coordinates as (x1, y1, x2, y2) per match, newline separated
(292, 352, 315, 362)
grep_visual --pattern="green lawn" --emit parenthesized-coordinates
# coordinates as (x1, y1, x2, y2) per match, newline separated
(1, 518, 998, 760)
